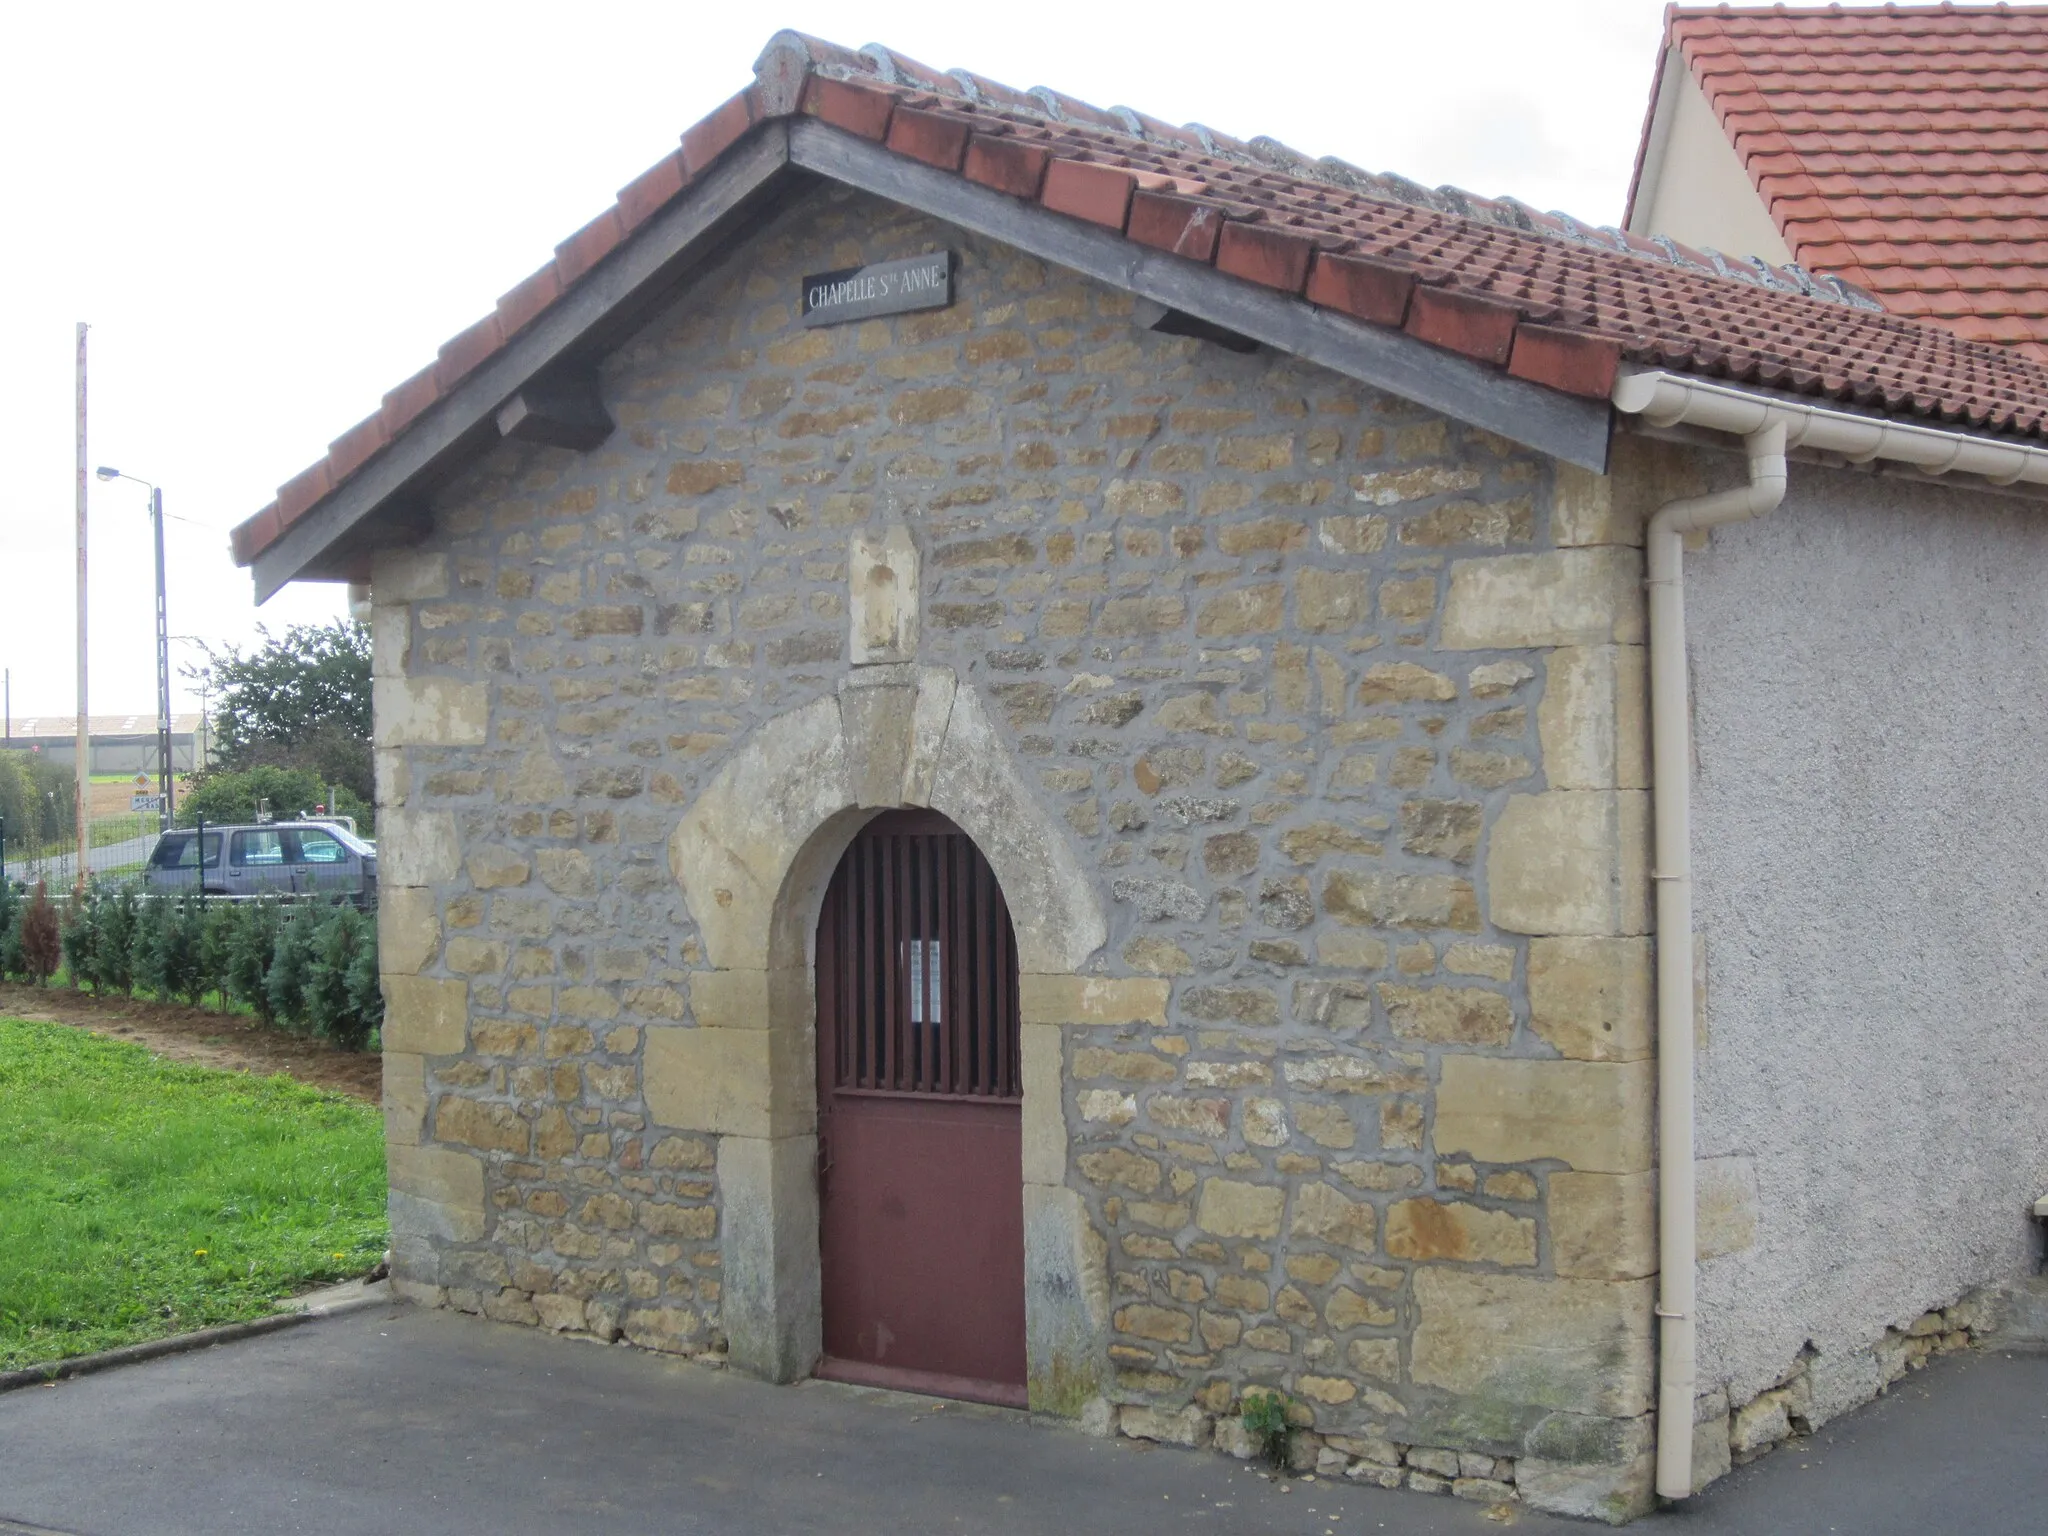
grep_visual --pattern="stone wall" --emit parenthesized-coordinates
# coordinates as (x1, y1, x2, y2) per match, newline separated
(372, 181, 1661, 1522)
(1684, 462, 2048, 1448)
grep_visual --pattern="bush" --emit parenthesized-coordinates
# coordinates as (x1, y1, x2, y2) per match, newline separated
(99, 888, 138, 996)
(61, 885, 104, 992)
(176, 765, 371, 834)
(344, 918, 383, 1040)
(137, 894, 207, 1007)
(0, 880, 19, 980)
(200, 901, 241, 1012)
(304, 906, 377, 1050)
(18, 878, 383, 1050)
(20, 882, 61, 985)
(225, 900, 282, 1023)
(264, 905, 319, 1030)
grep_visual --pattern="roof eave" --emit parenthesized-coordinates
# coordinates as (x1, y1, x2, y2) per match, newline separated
(785, 119, 1612, 474)
(251, 120, 797, 603)
(1623, 35, 1684, 234)
(255, 112, 1620, 600)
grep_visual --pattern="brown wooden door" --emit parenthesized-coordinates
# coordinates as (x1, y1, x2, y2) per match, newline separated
(813, 809, 1027, 1407)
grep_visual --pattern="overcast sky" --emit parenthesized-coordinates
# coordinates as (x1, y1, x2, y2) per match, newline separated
(0, 0, 1681, 719)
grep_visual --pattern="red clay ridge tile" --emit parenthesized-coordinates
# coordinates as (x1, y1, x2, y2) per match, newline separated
(496, 263, 565, 341)
(950, 70, 1041, 114)
(1117, 109, 1208, 154)
(1035, 88, 1128, 134)
(1127, 192, 1224, 263)
(435, 313, 507, 392)
(230, 505, 280, 567)
(963, 134, 1050, 199)
(616, 151, 689, 232)
(555, 209, 626, 287)
(275, 460, 334, 529)
(1216, 221, 1316, 294)
(861, 44, 957, 97)
(1507, 324, 1623, 399)
(325, 414, 389, 485)
(886, 106, 972, 170)
(1305, 251, 1416, 328)
(683, 89, 761, 174)
(1041, 159, 1135, 230)
(379, 365, 441, 439)
(800, 74, 896, 141)
(1406, 285, 1522, 365)
(235, 30, 2048, 574)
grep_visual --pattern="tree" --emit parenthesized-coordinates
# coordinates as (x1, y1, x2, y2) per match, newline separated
(176, 764, 354, 829)
(0, 750, 76, 857)
(194, 621, 371, 802)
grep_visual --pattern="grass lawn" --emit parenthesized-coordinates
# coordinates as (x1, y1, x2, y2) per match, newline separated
(0, 1017, 388, 1371)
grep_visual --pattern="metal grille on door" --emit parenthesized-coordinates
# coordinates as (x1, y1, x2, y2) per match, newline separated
(816, 816, 1020, 1100)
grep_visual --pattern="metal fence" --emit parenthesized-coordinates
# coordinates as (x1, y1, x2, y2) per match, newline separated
(2, 813, 375, 908)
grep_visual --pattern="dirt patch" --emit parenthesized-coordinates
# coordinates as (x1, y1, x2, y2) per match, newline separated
(0, 983, 381, 1104)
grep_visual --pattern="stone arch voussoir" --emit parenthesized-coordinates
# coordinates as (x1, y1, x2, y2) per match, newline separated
(658, 665, 1110, 1396)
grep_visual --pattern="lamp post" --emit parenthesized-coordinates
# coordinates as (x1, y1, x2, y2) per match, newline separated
(95, 466, 173, 834)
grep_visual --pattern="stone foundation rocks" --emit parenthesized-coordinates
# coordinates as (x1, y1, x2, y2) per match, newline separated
(1698, 1289, 1999, 1480)
(1120, 1401, 1525, 1507)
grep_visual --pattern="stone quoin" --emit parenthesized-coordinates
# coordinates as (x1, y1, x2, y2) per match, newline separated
(236, 30, 2048, 1526)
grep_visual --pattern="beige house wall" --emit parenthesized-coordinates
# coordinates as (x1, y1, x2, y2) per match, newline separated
(1628, 51, 1794, 266)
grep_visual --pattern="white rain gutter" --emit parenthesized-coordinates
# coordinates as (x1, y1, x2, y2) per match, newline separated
(1611, 369, 2048, 1502)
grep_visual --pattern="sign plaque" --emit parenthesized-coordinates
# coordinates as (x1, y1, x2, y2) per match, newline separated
(801, 251, 953, 328)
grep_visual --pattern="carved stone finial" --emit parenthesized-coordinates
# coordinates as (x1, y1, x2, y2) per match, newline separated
(848, 525, 919, 665)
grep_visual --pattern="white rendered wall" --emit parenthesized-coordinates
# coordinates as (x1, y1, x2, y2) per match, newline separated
(1629, 58, 1793, 266)
(1684, 462, 2048, 1413)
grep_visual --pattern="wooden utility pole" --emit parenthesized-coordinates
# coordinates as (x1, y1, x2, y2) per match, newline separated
(74, 321, 89, 890)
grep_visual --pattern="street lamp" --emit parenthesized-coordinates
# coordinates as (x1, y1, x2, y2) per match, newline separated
(95, 466, 173, 834)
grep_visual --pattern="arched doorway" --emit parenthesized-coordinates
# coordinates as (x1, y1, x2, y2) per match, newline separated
(811, 807, 1027, 1406)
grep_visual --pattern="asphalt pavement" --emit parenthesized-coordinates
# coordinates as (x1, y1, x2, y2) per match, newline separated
(1, 1302, 2042, 1535)
(3, 832, 158, 888)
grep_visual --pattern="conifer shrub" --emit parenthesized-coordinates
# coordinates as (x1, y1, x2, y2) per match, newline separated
(15, 881, 383, 1049)
(99, 887, 138, 995)
(61, 885, 103, 991)
(264, 904, 319, 1029)
(20, 882, 61, 986)
(225, 899, 282, 1023)
(0, 880, 20, 980)
(304, 905, 376, 1050)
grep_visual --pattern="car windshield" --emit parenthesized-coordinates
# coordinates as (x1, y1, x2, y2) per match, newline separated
(298, 821, 373, 856)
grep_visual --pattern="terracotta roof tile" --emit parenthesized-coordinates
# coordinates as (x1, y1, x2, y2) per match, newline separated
(1660, 3, 2048, 352)
(233, 27, 2048, 571)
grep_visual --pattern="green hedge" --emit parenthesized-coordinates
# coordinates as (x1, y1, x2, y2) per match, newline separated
(0, 883, 383, 1051)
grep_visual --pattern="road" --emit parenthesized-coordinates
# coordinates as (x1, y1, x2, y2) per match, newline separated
(3, 832, 159, 889)
(2, 1301, 2044, 1534)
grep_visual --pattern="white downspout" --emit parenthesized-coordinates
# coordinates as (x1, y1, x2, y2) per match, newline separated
(1647, 421, 1787, 1501)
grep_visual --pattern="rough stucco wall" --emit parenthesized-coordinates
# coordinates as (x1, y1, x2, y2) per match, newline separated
(1631, 62, 1794, 266)
(1687, 464, 2048, 1411)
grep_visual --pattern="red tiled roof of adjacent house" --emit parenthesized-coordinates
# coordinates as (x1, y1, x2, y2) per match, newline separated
(1651, 2, 2048, 357)
(233, 29, 2048, 573)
